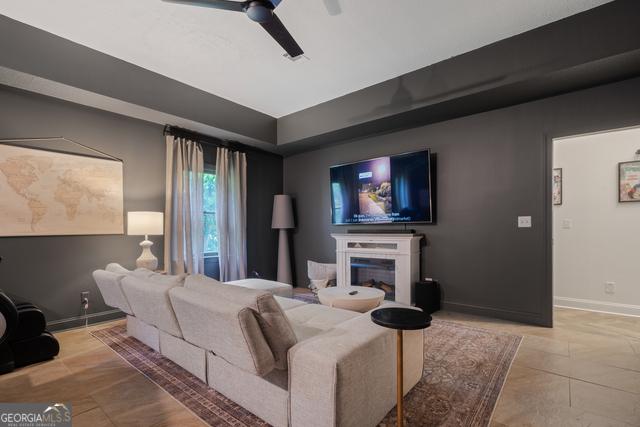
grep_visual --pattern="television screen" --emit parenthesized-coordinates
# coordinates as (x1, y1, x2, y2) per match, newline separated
(330, 150, 433, 225)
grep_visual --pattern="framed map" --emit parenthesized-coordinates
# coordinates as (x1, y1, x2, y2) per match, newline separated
(552, 168, 562, 205)
(619, 160, 640, 203)
(0, 144, 124, 236)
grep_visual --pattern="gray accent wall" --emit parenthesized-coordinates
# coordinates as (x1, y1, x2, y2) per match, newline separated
(283, 76, 640, 327)
(246, 149, 283, 280)
(0, 85, 282, 330)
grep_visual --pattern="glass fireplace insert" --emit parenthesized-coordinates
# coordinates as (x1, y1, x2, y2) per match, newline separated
(350, 257, 395, 300)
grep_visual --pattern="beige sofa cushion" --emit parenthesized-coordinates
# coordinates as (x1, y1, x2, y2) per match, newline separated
(92, 270, 133, 315)
(207, 352, 289, 427)
(169, 286, 275, 376)
(104, 263, 186, 286)
(274, 295, 306, 311)
(284, 304, 360, 341)
(184, 273, 224, 291)
(121, 275, 183, 337)
(185, 275, 297, 370)
(131, 268, 186, 286)
(288, 313, 423, 427)
(105, 263, 131, 274)
(130, 268, 154, 278)
(225, 278, 293, 298)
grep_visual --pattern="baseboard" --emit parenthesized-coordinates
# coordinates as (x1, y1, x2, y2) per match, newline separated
(554, 296, 640, 318)
(47, 309, 126, 332)
(442, 301, 549, 327)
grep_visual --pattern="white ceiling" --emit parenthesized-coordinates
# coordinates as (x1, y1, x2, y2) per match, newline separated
(0, 0, 611, 117)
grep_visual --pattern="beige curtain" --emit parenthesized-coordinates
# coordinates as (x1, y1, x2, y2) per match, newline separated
(164, 135, 204, 275)
(216, 147, 247, 281)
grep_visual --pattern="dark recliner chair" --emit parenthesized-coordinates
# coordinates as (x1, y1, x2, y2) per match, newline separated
(0, 290, 60, 374)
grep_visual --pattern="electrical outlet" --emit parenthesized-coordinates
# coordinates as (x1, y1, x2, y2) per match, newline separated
(604, 282, 615, 295)
(562, 219, 573, 229)
(80, 291, 90, 309)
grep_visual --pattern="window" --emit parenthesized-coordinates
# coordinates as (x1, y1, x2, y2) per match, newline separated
(203, 171, 218, 256)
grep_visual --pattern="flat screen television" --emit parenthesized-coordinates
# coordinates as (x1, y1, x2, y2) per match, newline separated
(330, 149, 433, 225)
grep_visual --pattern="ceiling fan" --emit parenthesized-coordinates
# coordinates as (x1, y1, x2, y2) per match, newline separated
(162, 0, 304, 58)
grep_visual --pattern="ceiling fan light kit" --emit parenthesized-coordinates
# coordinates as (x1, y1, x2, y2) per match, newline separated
(245, 1, 273, 23)
(162, 0, 303, 58)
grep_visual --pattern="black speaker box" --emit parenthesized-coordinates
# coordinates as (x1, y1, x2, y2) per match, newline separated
(415, 280, 440, 314)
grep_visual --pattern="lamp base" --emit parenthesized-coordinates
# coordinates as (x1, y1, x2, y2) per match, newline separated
(277, 229, 292, 284)
(136, 239, 158, 270)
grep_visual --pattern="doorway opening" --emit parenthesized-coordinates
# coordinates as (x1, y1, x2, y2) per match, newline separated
(551, 126, 640, 319)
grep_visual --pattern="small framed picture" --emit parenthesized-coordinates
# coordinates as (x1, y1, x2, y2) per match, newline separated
(552, 168, 562, 205)
(619, 161, 640, 202)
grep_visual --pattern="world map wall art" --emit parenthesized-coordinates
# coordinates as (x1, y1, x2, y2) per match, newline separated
(0, 143, 124, 236)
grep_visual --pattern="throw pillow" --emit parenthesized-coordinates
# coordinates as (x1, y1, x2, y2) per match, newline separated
(184, 274, 297, 370)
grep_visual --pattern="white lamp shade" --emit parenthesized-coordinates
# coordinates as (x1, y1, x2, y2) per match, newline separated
(127, 211, 164, 236)
(271, 195, 295, 229)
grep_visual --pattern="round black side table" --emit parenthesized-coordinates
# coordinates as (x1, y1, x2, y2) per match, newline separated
(371, 307, 431, 427)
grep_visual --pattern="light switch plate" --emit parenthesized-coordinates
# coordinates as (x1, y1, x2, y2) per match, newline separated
(518, 216, 532, 228)
(562, 219, 573, 229)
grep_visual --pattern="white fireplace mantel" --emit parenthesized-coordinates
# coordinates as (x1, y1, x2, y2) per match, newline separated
(331, 233, 423, 305)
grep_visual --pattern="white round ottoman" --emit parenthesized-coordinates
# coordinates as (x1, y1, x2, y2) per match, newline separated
(318, 286, 385, 313)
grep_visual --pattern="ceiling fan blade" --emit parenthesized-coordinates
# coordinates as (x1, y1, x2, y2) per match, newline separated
(161, 0, 246, 12)
(267, 0, 283, 7)
(260, 13, 304, 58)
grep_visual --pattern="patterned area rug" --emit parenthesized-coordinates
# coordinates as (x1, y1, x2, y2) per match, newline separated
(92, 325, 268, 427)
(292, 292, 320, 304)
(92, 319, 520, 427)
(380, 320, 521, 426)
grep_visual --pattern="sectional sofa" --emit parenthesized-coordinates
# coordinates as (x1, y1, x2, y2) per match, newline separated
(93, 264, 424, 427)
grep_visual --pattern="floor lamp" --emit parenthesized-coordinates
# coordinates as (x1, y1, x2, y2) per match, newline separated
(272, 195, 295, 284)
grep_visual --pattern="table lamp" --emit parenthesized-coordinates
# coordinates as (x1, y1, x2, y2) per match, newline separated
(272, 195, 295, 284)
(127, 211, 164, 270)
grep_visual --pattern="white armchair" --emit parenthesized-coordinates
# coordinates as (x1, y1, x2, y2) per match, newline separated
(307, 260, 337, 294)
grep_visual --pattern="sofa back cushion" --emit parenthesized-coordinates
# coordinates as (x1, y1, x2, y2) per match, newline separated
(105, 263, 131, 274)
(121, 276, 183, 337)
(131, 268, 187, 286)
(184, 275, 297, 370)
(93, 270, 133, 315)
(104, 263, 186, 287)
(169, 287, 275, 376)
(184, 274, 225, 291)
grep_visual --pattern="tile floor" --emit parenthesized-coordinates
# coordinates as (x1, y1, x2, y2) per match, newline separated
(435, 309, 640, 427)
(1, 307, 638, 426)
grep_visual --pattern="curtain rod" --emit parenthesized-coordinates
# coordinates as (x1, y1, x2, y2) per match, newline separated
(163, 125, 282, 158)
(163, 125, 253, 153)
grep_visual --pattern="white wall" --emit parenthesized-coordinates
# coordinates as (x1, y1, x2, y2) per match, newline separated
(553, 127, 640, 316)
